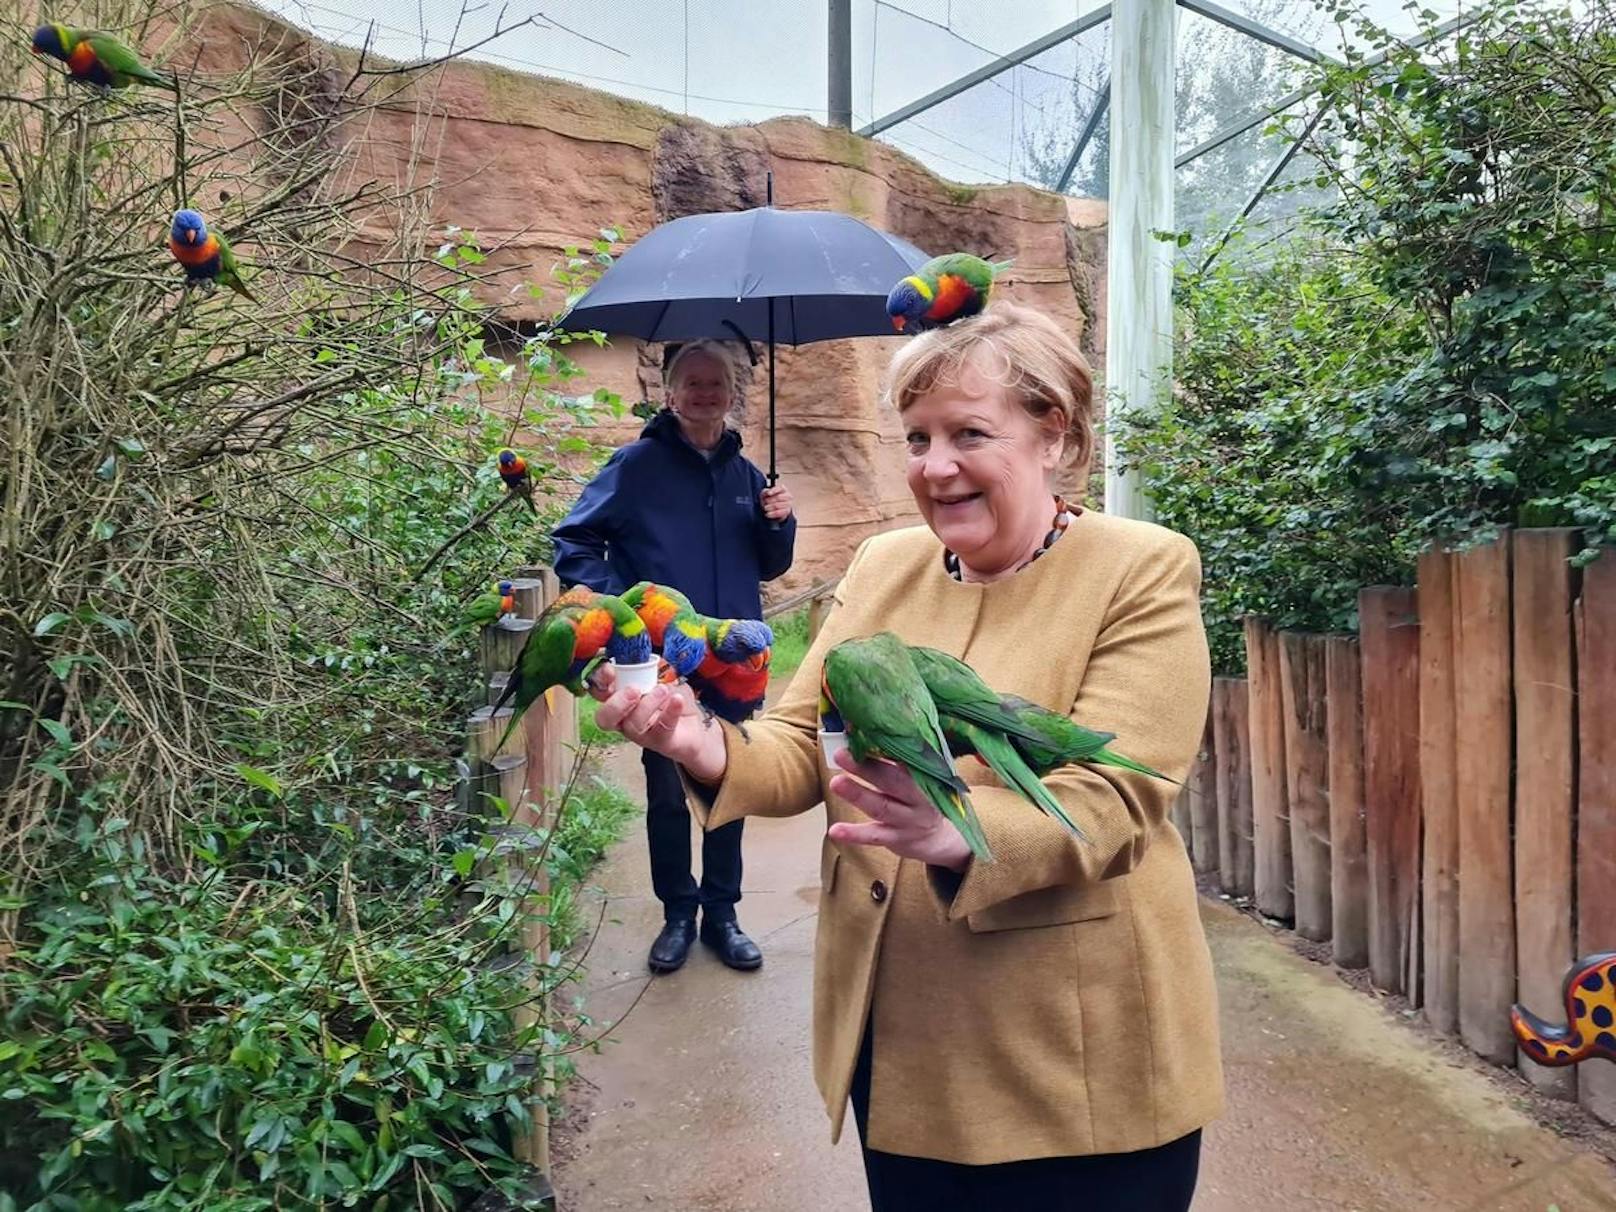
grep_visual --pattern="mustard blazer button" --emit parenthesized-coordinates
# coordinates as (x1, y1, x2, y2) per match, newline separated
(870, 880, 887, 903)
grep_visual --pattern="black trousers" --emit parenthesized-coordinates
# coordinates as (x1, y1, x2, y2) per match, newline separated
(642, 749, 743, 923)
(850, 1029, 1202, 1211)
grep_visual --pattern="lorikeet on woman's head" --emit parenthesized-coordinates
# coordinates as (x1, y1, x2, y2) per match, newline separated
(32, 24, 174, 90)
(169, 210, 252, 300)
(886, 253, 1012, 333)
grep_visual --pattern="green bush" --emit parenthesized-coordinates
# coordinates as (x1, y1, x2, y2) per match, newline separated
(0, 4, 635, 1205)
(1118, 0, 1616, 673)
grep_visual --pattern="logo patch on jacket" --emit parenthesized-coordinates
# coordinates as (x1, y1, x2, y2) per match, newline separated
(735, 496, 752, 506)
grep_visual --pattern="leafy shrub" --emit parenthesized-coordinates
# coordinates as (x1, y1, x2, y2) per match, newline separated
(1118, 0, 1616, 673)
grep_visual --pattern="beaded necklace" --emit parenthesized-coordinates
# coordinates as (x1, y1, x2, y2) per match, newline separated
(943, 494, 1078, 582)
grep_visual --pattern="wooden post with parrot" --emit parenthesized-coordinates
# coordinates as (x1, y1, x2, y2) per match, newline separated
(464, 564, 580, 1182)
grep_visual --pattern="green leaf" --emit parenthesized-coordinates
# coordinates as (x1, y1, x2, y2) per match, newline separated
(38, 719, 71, 748)
(91, 520, 117, 541)
(33, 612, 70, 637)
(451, 850, 476, 878)
(113, 437, 146, 457)
(235, 763, 284, 798)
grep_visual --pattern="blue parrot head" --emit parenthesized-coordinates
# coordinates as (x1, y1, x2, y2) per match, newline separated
(886, 275, 933, 332)
(171, 209, 208, 246)
(497, 449, 517, 471)
(710, 618, 772, 663)
(32, 25, 70, 60)
(497, 580, 513, 594)
(662, 622, 708, 678)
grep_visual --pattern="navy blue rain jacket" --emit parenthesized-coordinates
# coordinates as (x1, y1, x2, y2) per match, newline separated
(551, 409, 797, 619)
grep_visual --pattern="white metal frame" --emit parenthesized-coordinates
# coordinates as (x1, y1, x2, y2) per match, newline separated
(846, 3, 1469, 518)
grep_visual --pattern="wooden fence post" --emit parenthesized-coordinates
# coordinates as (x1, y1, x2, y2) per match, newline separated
(1512, 529, 1577, 1098)
(469, 566, 577, 1181)
(1279, 633, 1331, 942)
(1245, 619, 1292, 921)
(1360, 586, 1421, 999)
(1189, 712, 1219, 877)
(1212, 677, 1253, 898)
(1417, 548, 1460, 1035)
(1324, 635, 1367, 969)
(1453, 536, 1515, 1063)
(1576, 548, 1616, 1124)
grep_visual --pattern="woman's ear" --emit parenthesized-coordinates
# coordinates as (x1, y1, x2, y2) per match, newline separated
(1039, 415, 1066, 471)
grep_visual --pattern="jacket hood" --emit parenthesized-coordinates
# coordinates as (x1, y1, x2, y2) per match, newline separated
(642, 407, 742, 461)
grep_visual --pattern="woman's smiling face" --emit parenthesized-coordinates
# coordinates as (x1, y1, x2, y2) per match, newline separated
(901, 358, 1064, 577)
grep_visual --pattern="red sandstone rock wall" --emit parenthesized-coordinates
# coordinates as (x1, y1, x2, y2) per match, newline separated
(197, 3, 1108, 599)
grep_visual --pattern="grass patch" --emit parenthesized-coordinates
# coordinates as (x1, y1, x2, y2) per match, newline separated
(548, 769, 641, 949)
(769, 606, 812, 681)
(579, 696, 615, 746)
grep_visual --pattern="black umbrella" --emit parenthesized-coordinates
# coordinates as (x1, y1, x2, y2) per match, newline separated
(557, 180, 930, 486)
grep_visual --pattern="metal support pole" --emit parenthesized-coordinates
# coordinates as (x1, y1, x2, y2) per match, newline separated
(1104, 0, 1175, 520)
(828, 0, 852, 129)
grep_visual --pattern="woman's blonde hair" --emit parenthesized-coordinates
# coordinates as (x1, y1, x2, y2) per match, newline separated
(884, 302, 1096, 480)
(663, 340, 741, 401)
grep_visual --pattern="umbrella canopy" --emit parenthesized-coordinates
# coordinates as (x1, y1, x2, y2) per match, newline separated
(557, 206, 930, 345)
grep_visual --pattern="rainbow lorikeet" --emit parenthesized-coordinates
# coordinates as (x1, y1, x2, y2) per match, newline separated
(464, 580, 515, 629)
(168, 210, 253, 300)
(886, 253, 1012, 333)
(821, 632, 991, 862)
(31, 24, 173, 90)
(996, 693, 1172, 784)
(497, 449, 536, 514)
(907, 646, 1088, 841)
(686, 618, 773, 723)
(620, 581, 708, 677)
(493, 587, 650, 746)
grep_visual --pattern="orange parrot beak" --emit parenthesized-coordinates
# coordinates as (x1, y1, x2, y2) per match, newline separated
(186, 229, 198, 244)
(891, 315, 906, 332)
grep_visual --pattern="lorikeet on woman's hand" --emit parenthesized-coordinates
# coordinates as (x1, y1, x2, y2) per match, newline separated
(822, 632, 991, 862)
(886, 253, 1011, 333)
(997, 693, 1172, 783)
(169, 210, 253, 300)
(32, 24, 174, 90)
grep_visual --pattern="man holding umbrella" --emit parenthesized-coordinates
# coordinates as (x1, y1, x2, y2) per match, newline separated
(553, 339, 795, 975)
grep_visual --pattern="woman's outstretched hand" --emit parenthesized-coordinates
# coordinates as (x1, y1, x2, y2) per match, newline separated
(590, 665, 728, 784)
(826, 749, 972, 872)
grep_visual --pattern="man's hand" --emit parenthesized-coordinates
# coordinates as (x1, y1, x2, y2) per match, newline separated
(760, 484, 793, 521)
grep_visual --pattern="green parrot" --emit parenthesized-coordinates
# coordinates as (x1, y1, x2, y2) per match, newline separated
(998, 693, 1174, 784)
(31, 24, 174, 90)
(907, 646, 1088, 840)
(886, 252, 1013, 332)
(821, 633, 992, 863)
(491, 587, 629, 747)
(463, 580, 514, 629)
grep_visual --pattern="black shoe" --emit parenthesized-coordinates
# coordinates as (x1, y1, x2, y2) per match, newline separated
(648, 918, 697, 974)
(699, 918, 763, 971)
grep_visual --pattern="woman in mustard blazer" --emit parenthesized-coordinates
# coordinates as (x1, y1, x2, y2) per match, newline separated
(594, 303, 1222, 1210)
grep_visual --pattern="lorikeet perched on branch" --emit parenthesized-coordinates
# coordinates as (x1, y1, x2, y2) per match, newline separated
(32, 23, 174, 90)
(168, 210, 253, 300)
(821, 632, 990, 862)
(496, 449, 536, 514)
(886, 253, 1011, 333)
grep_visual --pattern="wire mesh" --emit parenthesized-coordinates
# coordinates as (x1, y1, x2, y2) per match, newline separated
(257, 0, 1476, 248)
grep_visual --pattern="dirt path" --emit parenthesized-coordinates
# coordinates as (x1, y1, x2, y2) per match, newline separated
(553, 742, 1616, 1211)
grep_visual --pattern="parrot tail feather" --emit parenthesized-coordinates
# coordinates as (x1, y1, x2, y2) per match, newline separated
(1090, 748, 1175, 784)
(972, 725, 1089, 843)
